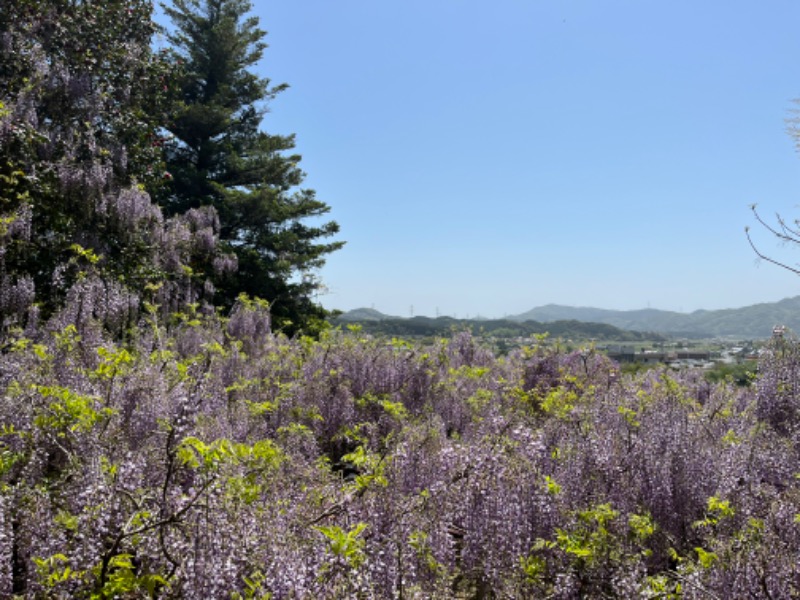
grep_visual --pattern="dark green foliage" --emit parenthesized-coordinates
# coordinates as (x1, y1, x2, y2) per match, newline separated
(160, 0, 343, 333)
(340, 315, 665, 342)
(704, 360, 757, 387)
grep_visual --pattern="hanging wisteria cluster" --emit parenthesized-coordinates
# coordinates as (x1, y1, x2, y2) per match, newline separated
(0, 0, 236, 337)
(1, 301, 799, 598)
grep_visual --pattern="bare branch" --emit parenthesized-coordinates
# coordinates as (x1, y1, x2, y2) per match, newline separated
(747, 205, 800, 275)
(746, 227, 800, 275)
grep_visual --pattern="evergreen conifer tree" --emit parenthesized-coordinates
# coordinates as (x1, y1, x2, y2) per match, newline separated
(161, 0, 343, 333)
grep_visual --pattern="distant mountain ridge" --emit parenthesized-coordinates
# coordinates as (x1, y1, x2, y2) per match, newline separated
(336, 307, 399, 322)
(337, 296, 800, 338)
(508, 296, 800, 338)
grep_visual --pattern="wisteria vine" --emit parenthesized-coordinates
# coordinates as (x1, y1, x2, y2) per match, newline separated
(1, 301, 799, 598)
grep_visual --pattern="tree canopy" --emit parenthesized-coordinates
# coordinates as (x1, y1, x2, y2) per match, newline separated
(160, 0, 344, 333)
(0, 0, 342, 339)
(0, 0, 235, 336)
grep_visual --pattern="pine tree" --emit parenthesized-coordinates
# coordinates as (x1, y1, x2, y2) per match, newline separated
(161, 0, 344, 333)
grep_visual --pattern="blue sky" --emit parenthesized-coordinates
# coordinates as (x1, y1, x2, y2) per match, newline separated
(187, 1, 800, 317)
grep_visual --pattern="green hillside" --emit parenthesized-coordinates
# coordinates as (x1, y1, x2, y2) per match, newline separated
(509, 296, 800, 338)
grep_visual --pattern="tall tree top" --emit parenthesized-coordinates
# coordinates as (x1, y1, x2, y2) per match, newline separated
(160, 0, 343, 334)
